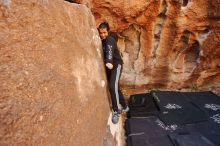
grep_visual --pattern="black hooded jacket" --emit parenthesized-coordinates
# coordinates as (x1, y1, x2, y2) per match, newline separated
(102, 35, 123, 65)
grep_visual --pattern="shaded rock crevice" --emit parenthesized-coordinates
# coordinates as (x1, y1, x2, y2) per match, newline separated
(151, 0, 167, 66)
(150, 0, 181, 88)
(118, 24, 141, 85)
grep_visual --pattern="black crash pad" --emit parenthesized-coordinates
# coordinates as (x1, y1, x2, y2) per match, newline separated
(188, 120, 220, 145)
(151, 91, 208, 125)
(128, 93, 159, 117)
(168, 130, 215, 146)
(125, 117, 174, 146)
(183, 91, 220, 116)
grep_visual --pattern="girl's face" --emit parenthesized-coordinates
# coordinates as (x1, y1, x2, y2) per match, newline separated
(99, 28, 109, 40)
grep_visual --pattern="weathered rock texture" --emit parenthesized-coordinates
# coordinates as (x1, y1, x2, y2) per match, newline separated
(0, 0, 110, 145)
(91, 0, 220, 90)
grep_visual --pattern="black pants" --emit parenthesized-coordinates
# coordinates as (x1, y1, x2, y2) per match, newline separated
(106, 64, 126, 112)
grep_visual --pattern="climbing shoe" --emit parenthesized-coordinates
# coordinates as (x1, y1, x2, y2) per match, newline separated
(122, 105, 129, 113)
(112, 111, 119, 124)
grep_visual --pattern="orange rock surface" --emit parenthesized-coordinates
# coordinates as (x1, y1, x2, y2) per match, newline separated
(0, 0, 110, 145)
(91, 0, 220, 90)
(1, 0, 220, 145)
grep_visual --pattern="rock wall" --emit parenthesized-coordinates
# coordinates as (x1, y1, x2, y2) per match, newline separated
(91, 0, 220, 90)
(1, 0, 220, 145)
(0, 0, 110, 145)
